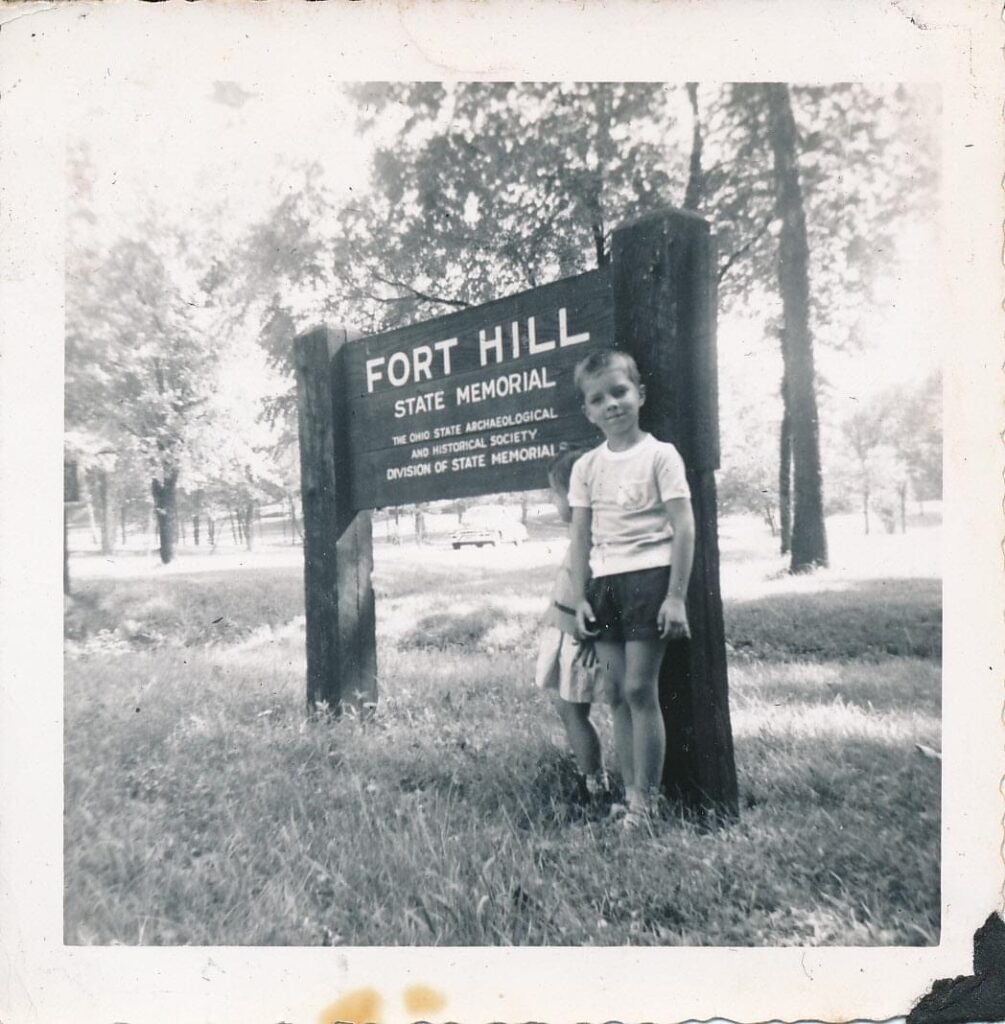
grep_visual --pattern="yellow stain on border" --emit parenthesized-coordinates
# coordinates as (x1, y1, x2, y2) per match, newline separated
(403, 984, 448, 1016)
(319, 987, 383, 1024)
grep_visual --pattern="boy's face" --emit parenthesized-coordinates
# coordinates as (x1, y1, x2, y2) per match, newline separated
(580, 364, 645, 443)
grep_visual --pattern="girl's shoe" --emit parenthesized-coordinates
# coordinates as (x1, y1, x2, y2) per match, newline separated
(569, 770, 613, 818)
(583, 769, 610, 798)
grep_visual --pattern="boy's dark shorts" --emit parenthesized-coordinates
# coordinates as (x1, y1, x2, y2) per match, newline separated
(585, 565, 671, 643)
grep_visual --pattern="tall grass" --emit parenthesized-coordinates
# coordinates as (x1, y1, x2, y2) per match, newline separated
(64, 553, 940, 946)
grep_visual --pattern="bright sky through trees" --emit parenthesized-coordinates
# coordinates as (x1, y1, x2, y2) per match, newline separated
(64, 15, 944, 561)
(71, 57, 942, 404)
(69, 31, 368, 249)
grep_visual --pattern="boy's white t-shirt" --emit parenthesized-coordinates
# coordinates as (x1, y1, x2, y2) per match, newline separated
(567, 433, 691, 578)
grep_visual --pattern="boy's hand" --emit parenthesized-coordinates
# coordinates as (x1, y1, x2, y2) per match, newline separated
(657, 596, 690, 640)
(575, 599, 600, 640)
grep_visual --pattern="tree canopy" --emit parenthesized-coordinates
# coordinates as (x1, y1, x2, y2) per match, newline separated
(65, 153, 289, 562)
(64, 82, 941, 567)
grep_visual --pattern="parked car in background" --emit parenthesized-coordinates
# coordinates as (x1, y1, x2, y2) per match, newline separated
(450, 505, 529, 548)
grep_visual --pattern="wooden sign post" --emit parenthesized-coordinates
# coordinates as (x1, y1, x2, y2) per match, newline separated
(294, 326, 377, 713)
(612, 211, 738, 820)
(294, 207, 738, 817)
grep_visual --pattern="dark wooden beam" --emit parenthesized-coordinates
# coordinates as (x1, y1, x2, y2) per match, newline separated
(294, 326, 376, 713)
(611, 209, 739, 821)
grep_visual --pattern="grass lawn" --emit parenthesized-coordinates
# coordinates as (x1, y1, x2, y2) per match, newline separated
(64, 522, 941, 946)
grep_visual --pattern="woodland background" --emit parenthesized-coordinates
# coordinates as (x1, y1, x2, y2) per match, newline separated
(64, 83, 942, 575)
(61, 79, 945, 949)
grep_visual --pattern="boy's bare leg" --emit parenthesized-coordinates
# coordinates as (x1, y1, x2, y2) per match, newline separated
(594, 642, 633, 792)
(555, 699, 601, 776)
(623, 638, 668, 801)
(610, 699, 635, 793)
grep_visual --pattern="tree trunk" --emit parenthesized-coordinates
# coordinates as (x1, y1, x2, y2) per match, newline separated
(589, 85, 613, 268)
(208, 516, 217, 548)
(244, 501, 255, 550)
(683, 82, 705, 211)
(288, 491, 302, 543)
(120, 504, 128, 545)
(765, 83, 828, 572)
(863, 486, 871, 535)
(151, 470, 178, 565)
(779, 402, 792, 555)
(764, 503, 777, 537)
(86, 498, 99, 546)
(899, 482, 908, 533)
(193, 489, 204, 546)
(591, 221, 606, 268)
(97, 469, 115, 555)
(64, 508, 71, 596)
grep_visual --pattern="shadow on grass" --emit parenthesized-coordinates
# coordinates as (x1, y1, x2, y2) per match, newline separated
(374, 553, 557, 602)
(399, 608, 499, 650)
(370, 720, 941, 945)
(730, 658, 941, 715)
(725, 578, 941, 662)
(64, 630, 941, 945)
(65, 568, 306, 647)
(66, 558, 941, 670)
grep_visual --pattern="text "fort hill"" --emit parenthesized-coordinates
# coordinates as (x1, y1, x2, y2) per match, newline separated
(364, 307, 590, 394)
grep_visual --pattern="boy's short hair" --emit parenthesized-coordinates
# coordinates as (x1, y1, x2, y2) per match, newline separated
(547, 445, 587, 492)
(573, 348, 642, 397)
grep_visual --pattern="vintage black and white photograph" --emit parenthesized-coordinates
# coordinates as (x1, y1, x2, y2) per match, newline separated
(63, 75, 945, 946)
(2, 2, 1001, 1023)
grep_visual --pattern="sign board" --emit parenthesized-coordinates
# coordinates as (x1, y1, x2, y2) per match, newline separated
(345, 267, 612, 508)
(295, 208, 736, 818)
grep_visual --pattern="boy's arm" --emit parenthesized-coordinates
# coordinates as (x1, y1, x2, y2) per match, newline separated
(569, 506, 598, 638)
(658, 496, 696, 639)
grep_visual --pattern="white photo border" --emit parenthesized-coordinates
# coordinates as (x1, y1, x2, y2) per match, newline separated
(1, 1, 1000, 1022)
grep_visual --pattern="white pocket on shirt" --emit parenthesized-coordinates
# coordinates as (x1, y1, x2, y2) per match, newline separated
(615, 480, 648, 510)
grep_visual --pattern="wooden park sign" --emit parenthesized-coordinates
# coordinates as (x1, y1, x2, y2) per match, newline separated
(347, 268, 612, 508)
(295, 208, 738, 818)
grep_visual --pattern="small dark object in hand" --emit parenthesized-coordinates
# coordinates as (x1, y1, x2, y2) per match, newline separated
(572, 638, 597, 669)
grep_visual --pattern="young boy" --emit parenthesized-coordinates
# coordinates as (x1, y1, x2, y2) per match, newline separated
(534, 448, 612, 807)
(567, 349, 696, 830)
